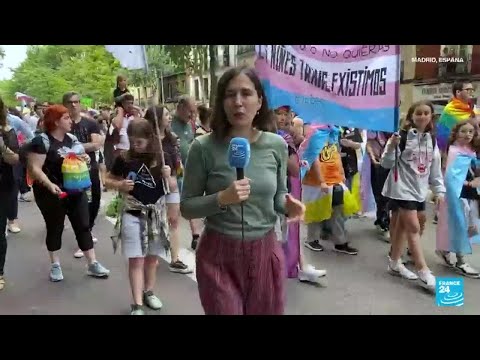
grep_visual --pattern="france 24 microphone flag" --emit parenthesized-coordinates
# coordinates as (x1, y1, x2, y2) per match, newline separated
(228, 137, 251, 180)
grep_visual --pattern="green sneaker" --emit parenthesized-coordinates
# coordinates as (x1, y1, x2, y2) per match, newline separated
(143, 290, 163, 310)
(130, 304, 145, 315)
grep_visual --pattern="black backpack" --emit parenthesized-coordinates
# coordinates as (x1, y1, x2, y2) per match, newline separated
(398, 129, 436, 154)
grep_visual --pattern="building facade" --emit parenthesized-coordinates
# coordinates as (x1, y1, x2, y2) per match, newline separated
(401, 45, 480, 116)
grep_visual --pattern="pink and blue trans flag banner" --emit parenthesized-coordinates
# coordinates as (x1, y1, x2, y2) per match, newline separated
(255, 45, 401, 132)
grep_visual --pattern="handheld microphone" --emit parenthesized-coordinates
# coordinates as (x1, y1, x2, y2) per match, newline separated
(228, 137, 251, 180)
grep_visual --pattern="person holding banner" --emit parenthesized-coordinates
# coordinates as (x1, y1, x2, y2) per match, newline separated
(381, 101, 445, 292)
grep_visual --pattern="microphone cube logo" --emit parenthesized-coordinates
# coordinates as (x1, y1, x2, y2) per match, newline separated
(231, 144, 245, 158)
(436, 278, 464, 307)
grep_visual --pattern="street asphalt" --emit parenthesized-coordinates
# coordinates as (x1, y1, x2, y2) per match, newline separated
(1, 191, 479, 315)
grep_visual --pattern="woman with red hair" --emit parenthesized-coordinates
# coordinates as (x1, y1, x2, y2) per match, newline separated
(27, 105, 110, 282)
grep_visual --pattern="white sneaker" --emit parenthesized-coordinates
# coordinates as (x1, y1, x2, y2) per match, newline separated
(456, 263, 480, 278)
(7, 223, 21, 233)
(435, 250, 455, 267)
(418, 269, 436, 292)
(74, 249, 84, 259)
(388, 258, 418, 280)
(298, 264, 327, 283)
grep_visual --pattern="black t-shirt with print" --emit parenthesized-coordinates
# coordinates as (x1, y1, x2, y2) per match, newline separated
(29, 133, 74, 188)
(111, 155, 167, 205)
(71, 117, 100, 169)
(0, 128, 20, 189)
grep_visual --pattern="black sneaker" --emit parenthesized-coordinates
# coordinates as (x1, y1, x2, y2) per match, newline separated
(334, 243, 358, 255)
(169, 260, 193, 274)
(304, 240, 324, 252)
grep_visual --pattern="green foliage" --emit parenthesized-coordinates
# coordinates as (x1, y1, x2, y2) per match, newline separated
(8, 45, 121, 105)
(0, 80, 17, 106)
(164, 45, 218, 106)
(164, 45, 208, 75)
(126, 45, 176, 92)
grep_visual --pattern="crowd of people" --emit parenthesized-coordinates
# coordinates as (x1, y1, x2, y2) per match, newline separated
(0, 68, 479, 315)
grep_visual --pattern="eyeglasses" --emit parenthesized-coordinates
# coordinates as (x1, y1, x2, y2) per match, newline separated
(463, 88, 475, 93)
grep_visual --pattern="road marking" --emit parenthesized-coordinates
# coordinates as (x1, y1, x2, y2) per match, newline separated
(105, 216, 197, 282)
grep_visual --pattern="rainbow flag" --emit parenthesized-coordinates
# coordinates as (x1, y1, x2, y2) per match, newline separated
(62, 153, 92, 193)
(436, 98, 479, 151)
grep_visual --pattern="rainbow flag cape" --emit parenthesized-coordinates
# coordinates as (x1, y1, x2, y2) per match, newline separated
(436, 98, 479, 151)
(436, 145, 480, 254)
(298, 125, 360, 224)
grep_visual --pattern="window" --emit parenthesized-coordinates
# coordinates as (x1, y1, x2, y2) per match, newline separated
(194, 79, 200, 100)
(203, 78, 209, 100)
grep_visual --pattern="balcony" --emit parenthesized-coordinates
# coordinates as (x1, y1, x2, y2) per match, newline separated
(438, 55, 472, 80)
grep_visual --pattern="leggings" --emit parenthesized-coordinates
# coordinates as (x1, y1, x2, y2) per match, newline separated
(196, 229, 285, 315)
(33, 186, 94, 252)
(89, 168, 101, 231)
(5, 184, 18, 221)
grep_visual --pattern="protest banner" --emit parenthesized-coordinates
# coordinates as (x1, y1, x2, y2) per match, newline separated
(255, 45, 401, 132)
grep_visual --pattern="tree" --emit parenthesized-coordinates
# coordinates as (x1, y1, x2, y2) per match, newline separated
(9, 45, 121, 105)
(164, 45, 218, 106)
(126, 45, 176, 104)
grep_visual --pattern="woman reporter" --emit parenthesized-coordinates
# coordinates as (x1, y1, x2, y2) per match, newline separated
(180, 66, 305, 315)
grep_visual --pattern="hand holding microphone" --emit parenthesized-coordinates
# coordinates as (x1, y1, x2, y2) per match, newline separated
(219, 137, 251, 206)
(218, 178, 251, 206)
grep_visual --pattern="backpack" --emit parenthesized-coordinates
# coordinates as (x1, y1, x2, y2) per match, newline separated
(398, 129, 436, 154)
(19, 132, 79, 166)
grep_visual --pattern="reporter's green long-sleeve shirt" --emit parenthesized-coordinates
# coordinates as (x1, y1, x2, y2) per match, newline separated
(180, 131, 288, 240)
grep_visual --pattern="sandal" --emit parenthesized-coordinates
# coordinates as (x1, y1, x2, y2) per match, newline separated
(0, 276, 5, 291)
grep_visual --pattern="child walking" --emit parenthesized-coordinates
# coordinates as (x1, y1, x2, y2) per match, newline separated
(381, 101, 445, 292)
(436, 119, 480, 278)
(106, 119, 172, 315)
